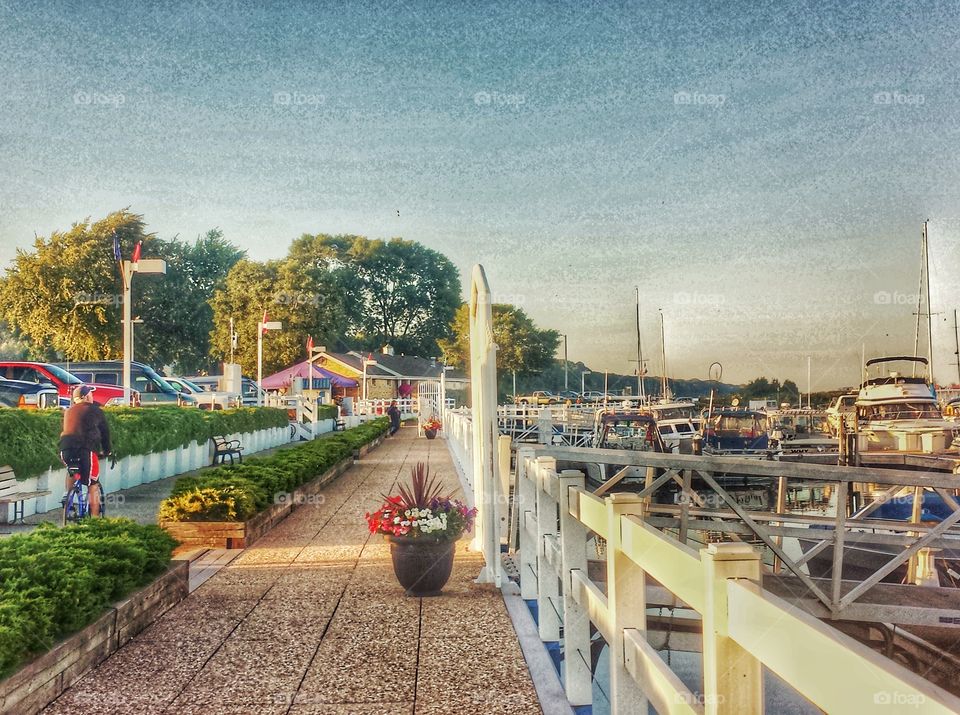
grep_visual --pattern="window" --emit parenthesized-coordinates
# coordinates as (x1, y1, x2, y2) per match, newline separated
(94, 373, 117, 385)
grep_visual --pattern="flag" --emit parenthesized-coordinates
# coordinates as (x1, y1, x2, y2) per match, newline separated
(112, 233, 121, 262)
(306, 335, 314, 356)
(131, 241, 142, 264)
(261, 310, 269, 334)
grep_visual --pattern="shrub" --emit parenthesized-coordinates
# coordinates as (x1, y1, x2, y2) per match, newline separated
(0, 519, 175, 678)
(1, 407, 289, 480)
(158, 418, 389, 522)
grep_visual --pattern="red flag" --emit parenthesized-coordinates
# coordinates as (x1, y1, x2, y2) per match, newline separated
(306, 335, 314, 356)
(261, 310, 269, 334)
(131, 241, 142, 264)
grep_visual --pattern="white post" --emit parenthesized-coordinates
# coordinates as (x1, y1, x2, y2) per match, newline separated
(469, 264, 501, 586)
(257, 325, 263, 407)
(558, 469, 592, 706)
(535, 456, 561, 642)
(122, 261, 133, 405)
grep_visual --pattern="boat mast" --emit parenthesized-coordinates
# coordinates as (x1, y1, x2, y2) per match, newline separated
(659, 308, 669, 400)
(913, 224, 925, 377)
(954, 308, 960, 386)
(923, 220, 934, 385)
(635, 287, 646, 403)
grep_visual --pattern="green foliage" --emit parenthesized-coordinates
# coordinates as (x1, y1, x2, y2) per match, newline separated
(440, 302, 560, 377)
(157, 486, 256, 522)
(0, 519, 175, 678)
(208, 258, 345, 376)
(159, 418, 389, 522)
(0, 211, 243, 371)
(1, 407, 289, 480)
(289, 234, 461, 357)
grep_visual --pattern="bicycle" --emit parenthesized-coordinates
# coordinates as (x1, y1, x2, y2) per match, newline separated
(61, 452, 113, 525)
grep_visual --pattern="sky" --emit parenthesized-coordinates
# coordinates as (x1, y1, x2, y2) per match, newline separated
(1, 0, 959, 389)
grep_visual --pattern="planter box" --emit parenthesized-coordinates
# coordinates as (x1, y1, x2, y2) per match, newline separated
(160, 433, 385, 553)
(0, 559, 188, 715)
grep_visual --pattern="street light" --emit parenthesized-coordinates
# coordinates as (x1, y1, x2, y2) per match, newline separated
(257, 318, 283, 406)
(562, 334, 568, 391)
(122, 258, 166, 405)
(581, 370, 591, 394)
(362, 358, 378, 403)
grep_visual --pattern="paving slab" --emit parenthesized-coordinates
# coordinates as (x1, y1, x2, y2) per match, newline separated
(40, 428, 542, 714)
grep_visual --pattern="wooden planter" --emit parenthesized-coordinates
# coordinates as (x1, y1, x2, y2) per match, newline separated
(0, 560, 189, 715)
(161, 433, 386, 554)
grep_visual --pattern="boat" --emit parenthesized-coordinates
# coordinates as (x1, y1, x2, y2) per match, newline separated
(702, 407, 769, 454)
(853, 356, 960, 456)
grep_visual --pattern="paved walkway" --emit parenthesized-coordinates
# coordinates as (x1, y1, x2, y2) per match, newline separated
(41, 428, 542, 715)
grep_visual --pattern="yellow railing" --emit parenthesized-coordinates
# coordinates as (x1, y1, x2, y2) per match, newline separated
(517, 450, 960, 714)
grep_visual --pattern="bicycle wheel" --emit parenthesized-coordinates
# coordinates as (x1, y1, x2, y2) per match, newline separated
(62, 486, 82, 526)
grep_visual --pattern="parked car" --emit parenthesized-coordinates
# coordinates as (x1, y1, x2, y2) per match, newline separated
(165, 377, 239, 410)
(515, 391, 558, 406)
(54, 361, 196, 406)
(187, 375, 265, 406)
(0, 361, 135, 407)
(580, 391, 610, 403)
(557, 390, 581, 403)
(0, 378, 60, 409)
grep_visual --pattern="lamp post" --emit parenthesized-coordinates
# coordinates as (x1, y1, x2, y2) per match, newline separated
(362, 358, 378, 404)
(562, 333, 568, 391)
(257, 318, 282, 406)
(581, 370, 591, 394)
(122, 258, 166, 405)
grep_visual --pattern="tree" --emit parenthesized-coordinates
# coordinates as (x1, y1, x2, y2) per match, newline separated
(208, 258, 345, 376)
(0, 211, 244, 371)
(438, 303, 561, 376)
(289, 234, 461, 356)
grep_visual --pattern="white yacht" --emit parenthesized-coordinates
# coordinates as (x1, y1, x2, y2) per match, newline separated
(855, 356, 960, 454)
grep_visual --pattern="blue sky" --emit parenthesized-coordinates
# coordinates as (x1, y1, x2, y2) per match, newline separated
(2, 0, 959, 388)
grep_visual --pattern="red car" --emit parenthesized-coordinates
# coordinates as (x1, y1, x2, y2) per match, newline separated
(0, 361, 137, 407)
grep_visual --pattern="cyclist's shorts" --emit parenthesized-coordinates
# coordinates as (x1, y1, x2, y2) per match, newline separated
(59, 449, 100, 485)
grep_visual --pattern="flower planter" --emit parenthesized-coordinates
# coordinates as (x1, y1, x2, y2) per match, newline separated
(424, 429, 438, 440)
(388, 536, 455, 596)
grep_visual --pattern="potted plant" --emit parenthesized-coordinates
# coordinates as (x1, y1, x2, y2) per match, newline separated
(365, 462, 477, 596)
(422, 416, 442, 440)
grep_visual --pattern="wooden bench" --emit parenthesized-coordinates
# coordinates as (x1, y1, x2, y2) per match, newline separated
(0, 465, 52, 524)
(211, 436, 243, 465)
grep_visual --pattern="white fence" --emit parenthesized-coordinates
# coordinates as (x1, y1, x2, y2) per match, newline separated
(516, 449, 960, 714)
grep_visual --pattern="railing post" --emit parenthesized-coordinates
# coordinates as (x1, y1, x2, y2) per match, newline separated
(701, 543, 763, 715)
(558, 469, 592, 706)
(605, 492, 648, 713)
(537, 408, 553, 444)
(517, 451, 538, 600)
(498, 434, 512, 540)
(535, 456, 561, 642)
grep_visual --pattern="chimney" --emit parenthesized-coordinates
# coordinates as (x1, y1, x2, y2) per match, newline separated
(382, 344, 395, 356)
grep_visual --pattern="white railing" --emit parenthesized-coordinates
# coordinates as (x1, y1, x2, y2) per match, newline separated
(353, 397, 455, 417)
(517, 449, 960, 714)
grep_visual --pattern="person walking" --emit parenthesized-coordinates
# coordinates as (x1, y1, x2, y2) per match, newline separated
(387, 400, 401, 436)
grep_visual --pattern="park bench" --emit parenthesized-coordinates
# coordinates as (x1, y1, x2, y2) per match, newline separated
(211, 436, 243, 465)
(0, 465, 51, 524)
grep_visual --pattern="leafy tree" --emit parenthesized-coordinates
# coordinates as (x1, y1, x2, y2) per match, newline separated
(289, 234, 461, 356)
(439, 303, 560, 376)
(0, 211, 244, 371)
(208, 258, 345, 376)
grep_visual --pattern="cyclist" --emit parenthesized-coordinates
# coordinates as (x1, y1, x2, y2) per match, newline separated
(59, 385, 112, 518)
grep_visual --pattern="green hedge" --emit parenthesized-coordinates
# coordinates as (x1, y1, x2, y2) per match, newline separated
(0, 519, 176, 678)
(0, 407, 289, 481)
(159, 418, 389, 522)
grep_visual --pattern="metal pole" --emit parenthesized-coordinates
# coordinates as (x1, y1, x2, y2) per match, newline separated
(257, 322, 263, 406)
(563, 334, 568, 391)
(122, 261, 133, 406)
(954, 308, 960, 385)
(807, 355, 812, 410)
(636, 287, 645, 402)
(923, 221, 934, 384)
(229, 316, 234, 365)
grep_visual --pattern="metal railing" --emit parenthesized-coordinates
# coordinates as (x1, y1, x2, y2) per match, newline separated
(517, 449, 960, 714)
